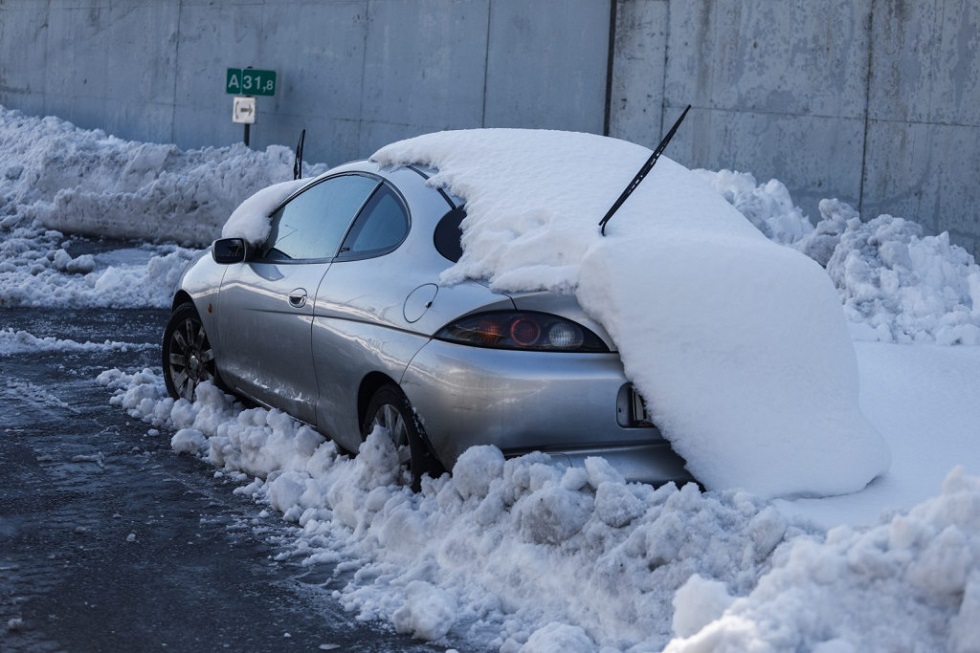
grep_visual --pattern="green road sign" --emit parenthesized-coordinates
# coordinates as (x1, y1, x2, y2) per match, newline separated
(226, 68, 277, 96)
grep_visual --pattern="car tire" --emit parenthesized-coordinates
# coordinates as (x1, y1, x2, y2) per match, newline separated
(362, 384, 444, 491)
(163, 301, 221, 401)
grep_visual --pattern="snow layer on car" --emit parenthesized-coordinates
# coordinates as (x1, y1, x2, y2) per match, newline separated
(374, 129, 890, 498)
(221, 178, 306, 245)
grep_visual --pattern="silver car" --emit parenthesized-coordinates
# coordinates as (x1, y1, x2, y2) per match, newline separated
(163, 159, 691, 488)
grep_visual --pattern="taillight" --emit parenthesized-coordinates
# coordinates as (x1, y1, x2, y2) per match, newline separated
(436, 311, 609, 352)
(510, 317, 541, 347)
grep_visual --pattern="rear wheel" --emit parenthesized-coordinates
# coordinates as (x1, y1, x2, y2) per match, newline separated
(362, 384, 444, 491)
(163, 302, 218, 401)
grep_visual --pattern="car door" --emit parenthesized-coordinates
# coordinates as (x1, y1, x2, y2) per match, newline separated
(310, 179, 424, 448)
(215, 173, 381, 423)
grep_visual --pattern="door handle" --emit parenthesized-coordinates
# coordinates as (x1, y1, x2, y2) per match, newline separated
(288, 289, 308, 309)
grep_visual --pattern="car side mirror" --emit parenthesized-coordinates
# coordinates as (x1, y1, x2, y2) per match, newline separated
(212, 238, 249, 264)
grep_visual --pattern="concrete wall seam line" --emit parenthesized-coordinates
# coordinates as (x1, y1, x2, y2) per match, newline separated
(603, 0, 619, 136)
(859, 0, 876, 217)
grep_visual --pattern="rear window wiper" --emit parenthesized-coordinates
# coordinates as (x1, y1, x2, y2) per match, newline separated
(599, 104, 691, 236)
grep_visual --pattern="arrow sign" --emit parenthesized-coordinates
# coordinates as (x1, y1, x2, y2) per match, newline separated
(232, 96, 256, 124)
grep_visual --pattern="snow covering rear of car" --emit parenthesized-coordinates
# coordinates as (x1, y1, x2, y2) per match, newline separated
(374, 129, 889, 499)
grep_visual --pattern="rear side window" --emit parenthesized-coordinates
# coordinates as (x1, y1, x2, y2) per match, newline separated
(339, 183, 409, 258)
(260, 174, 379, 261)
(434, 207, 465, 262)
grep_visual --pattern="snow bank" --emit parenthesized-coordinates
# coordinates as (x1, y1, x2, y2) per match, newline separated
(375, 129, 889, 498)
(0, 105, 314, 245)
(699, 169, 980, 344)
(695, 168, 813, 247)
(96, 367, 980, 653)
(0, 238, 198, 308)
(96, 369, 799, 651)
(666, 467, 980, 653)
(822, 209, 980, 345)
(0, 104, 326, 308)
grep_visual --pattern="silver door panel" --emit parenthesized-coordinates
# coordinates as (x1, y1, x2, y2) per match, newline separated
(216, 261, 330, 423)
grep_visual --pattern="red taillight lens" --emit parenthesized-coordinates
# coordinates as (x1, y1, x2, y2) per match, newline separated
(509, 317, 541, 347)
(436, 311, 609, 352)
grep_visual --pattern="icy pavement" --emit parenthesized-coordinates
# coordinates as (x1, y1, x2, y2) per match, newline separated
(0, 307, 446, 653)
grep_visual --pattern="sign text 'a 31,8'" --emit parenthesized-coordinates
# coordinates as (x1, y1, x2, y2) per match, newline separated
(226, 68, 277, 96)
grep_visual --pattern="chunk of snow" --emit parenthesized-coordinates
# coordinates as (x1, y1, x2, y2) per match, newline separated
(672, 574, 735, 638)
(171, 428, 207, 455)
(392, 581, 458, 641)
(518, 623, 594, 653)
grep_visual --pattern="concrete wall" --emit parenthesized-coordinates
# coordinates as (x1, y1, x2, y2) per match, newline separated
(0, 0, 611, 163)
(2, 0, 979, 258)
(864, 0, 980, 253)
(661, 1, 871, 221)
(608, 0, 980, 258)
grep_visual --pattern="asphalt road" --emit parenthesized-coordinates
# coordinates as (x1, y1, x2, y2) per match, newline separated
(0, 307, 448, 653)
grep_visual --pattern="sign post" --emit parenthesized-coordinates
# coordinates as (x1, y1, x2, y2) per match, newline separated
(232, 97, 256, 145)
(226, 67, 277, 146)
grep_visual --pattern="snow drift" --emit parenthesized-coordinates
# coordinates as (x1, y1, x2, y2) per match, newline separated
(95, 368, 980, 653)
(0, 106, 326, 308)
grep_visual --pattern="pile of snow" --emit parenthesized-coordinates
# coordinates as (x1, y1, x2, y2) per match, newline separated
(102, 368, 787, 652)
(96, 368, 980, 653)
(694, 168, 813, 247)
(667, 467, 980, 652)
(375, 129, 889, 498)
(0, 237, 198, 308)
(821, 208, 980, 345)
(0, 105, 315, 245)
(0, 104, 325, 308)
(699, 169, 980, 344)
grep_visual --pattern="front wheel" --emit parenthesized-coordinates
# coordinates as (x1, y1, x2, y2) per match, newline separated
(163, 302, 218, 401)
(362, 384, 444, 491)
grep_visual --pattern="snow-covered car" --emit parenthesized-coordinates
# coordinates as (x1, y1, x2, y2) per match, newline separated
(162, 157, 692, 489)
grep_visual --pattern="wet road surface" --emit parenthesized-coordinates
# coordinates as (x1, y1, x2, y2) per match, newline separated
(0, 307, 448, 653)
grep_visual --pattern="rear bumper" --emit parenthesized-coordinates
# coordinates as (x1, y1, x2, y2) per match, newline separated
(506, 442, 692, 485)
(400, 340, 692, 485)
